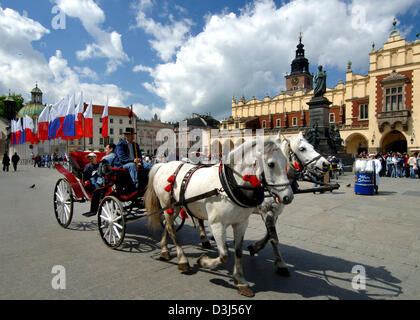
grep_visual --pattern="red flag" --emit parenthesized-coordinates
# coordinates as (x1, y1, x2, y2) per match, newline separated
(101, 97, 109, 138)
(83, 99, 93, 138)
(75, 92, 84, 139)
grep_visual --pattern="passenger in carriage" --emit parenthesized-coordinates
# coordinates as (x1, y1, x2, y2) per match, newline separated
(96, 143, 116, 186)
(83, 152, 100, 190)
(114, 128, 143, 188)
(102, 143, 117, 166)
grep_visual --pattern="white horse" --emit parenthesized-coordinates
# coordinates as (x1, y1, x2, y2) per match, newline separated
(145, 134, 294, 297)
(247, 132, 330, 275)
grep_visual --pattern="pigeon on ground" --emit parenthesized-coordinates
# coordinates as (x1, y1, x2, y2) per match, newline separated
(346, 184, 351, 187)
(29, 184, 35, 189)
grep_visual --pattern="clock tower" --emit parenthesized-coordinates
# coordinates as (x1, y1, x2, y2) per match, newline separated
(285, 33, 313, 92)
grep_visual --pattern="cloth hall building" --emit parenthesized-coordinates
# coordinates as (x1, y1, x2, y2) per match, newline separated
(218, 25, 420, 156)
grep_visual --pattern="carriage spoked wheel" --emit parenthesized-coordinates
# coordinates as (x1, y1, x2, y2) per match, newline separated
(98, 196, 126, 249)
(53, 178, 74, 228)
(160, 213, 186, 232)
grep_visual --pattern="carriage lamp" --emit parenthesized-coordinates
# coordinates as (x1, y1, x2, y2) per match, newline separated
(411, 137, 414, 144)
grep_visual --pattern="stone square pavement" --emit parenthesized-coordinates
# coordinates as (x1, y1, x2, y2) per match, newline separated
(0, 165, 419, 300)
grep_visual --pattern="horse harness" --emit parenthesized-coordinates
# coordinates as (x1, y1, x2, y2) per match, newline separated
(162, 160, 291, 220)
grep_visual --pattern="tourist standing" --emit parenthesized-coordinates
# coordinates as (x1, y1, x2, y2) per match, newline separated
(11, 152, 20, 172)
(417, 153, 420, 179)
(386, 153, 393, 177)
(408, 153, 418, 179)
(2, 152, 10, 171)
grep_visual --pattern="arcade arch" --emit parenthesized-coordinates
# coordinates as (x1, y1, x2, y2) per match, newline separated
(380, 130, 407, 153)
(345, 133, 368, 155)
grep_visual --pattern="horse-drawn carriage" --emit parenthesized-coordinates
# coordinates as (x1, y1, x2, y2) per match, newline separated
(53, 151, 184, 249)
(52, 134, 340, 297)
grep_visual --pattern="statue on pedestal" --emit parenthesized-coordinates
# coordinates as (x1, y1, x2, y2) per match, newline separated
(314, 65, 327, 97)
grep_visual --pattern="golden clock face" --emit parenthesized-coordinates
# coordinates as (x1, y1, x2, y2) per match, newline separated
(291, 77, 299, 85)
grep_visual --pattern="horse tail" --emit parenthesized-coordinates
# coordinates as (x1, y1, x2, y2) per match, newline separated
(145, 163, 163, 232)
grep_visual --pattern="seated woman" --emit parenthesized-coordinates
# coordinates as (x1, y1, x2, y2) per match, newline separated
(96, 143, 117, 186)
(83, 153, 100, 190)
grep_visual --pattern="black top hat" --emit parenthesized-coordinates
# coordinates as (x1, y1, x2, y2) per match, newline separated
(123, 127, 136, 135)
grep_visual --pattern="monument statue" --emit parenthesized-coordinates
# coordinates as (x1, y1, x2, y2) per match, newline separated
(313, 65, 327, 97)
(327, 124, 343, 153)
(304, 123, 320, 148)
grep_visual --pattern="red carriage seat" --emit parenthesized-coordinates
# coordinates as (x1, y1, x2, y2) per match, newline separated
(69, 152, 106, 180)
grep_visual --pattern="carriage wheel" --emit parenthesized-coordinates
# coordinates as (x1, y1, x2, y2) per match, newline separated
(160, 213, 186, 232)
(53, 178, 74, 228)
(98, 196, 126, 249)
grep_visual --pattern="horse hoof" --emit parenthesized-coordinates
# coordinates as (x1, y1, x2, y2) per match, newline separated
(248, 245, 256, 256)
(159, 252, 171, 261)
(178, 262, 191, 273)
(276, 267, 290, 277)
(237, 285, 254, 298)
(197, 253, 207, 267)
(201, 241, 212, 249)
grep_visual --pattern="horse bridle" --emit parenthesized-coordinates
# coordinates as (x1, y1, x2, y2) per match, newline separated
(225, 159, 291, 192)
(287, 141, 322, 169)
(298, 153, 322, 168)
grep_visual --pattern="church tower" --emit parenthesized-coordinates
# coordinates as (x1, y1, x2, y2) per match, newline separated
(285, 33, 313, 92)
(30, 83, 43, 104)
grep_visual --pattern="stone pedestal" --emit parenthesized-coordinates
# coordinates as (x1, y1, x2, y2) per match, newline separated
(306, 96, 335, 155)
(307, 96, 331, 128)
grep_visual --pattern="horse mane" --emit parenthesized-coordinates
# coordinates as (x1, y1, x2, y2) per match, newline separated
(227, 137, 278, 165)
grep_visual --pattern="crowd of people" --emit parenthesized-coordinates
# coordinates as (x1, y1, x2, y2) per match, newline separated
(32, 153, 68, 168)
(357, 151, 420, 179)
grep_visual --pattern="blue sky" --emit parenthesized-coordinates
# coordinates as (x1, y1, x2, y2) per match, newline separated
(1, 0, 419, 122)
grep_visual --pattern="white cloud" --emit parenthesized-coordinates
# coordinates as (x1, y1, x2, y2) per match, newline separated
(73, 66, 98, 80)
(133, 0, 193, 62)
(132, 102, 163, 120)
(138, 0, 418, 122)
(0, 6, 129, 108)
(54, 0, 129, 73)
(133, 64, 153, 74)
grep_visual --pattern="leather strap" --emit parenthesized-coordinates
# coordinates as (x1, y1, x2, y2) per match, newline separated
(218, 163, 265, 208)
(179, 165, 211, 218)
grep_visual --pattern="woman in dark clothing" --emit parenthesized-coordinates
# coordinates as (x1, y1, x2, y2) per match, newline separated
(2, 153, 10, 171)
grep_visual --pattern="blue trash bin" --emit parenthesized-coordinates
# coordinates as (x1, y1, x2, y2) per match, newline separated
(354, 171, 375, 195)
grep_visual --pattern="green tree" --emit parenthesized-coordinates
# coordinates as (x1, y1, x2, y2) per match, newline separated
(0, 93, 25, 120)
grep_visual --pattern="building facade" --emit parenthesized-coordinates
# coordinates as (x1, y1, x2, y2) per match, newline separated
(218, 24, 420, 156)
(173, 113, 220, 159)
(136, 114, 175, 156)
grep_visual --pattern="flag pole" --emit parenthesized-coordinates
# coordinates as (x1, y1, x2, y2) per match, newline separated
(130, 104, 139, 170)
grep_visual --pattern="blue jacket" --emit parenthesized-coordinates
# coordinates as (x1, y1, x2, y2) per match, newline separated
(101, 152, 116, 166)
(114, 139, 143, 168)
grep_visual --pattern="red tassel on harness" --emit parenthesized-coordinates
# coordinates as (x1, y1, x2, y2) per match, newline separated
(167, 174, 175, 183)
(243, 174, 261, 188)
(164, 184, 173, 192)
(179, 208, 188, 219)
(166, 208, 174, 215)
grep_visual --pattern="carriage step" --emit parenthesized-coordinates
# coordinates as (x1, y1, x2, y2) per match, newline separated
(82, 211, 96, 217)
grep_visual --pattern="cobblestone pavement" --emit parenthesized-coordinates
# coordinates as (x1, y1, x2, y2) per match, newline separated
(0, 165, 419, 300)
